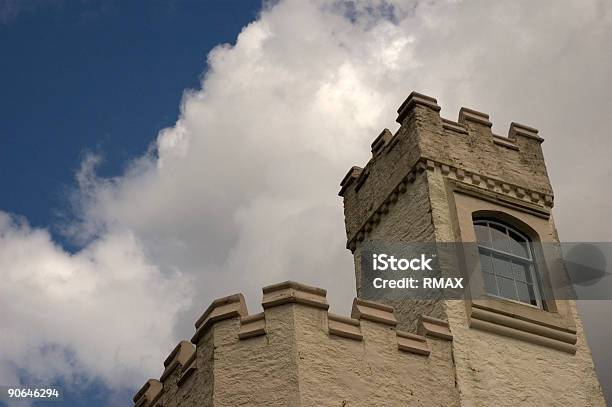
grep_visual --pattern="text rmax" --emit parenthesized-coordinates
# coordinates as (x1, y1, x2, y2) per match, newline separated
(372, 277, 464, 289)
(371, 253, 463, 290)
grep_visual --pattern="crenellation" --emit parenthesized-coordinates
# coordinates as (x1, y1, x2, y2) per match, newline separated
(176, 349, 197, 386)
(396, 91, 441, 124)
(156, 342, 197, 407)
(238, 312, 266, 340)
(371, 128, 393, 156)
(396, 330, 430, 356)
(353, 168, 369, 192)
(338, 166, 363, 197)
(442, 118, 468, 134)
(340, 92, 555, 254)
(191, 293, 248, 344)
(351, 297, 397, 326)
(261, 280, 329, 310)
(328, 312, 363, 340)
(160, 341, 196, 382)
(509, 121, 543, 142)
(417, 315, 453, 341)
(457, 106, 493, 128)
(493, 134, 519, 150)
(137, 281, 461, 406)
(384, 131, 401, 154)
(133, 379, 163, 407)
(135, 91, 605, 406)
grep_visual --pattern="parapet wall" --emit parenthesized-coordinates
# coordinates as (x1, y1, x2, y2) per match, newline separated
(134, 281, 460, 407)
(340, 92, 554, 250)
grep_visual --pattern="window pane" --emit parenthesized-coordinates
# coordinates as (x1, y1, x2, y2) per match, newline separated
(492, 255, 513, 279)
(512, 262, 531, 283)
(479, 252, 494, 274)
(483, 272, 498, 295)
(474, 223, 491, 246)
(490, 223, 510, 252)
(472, 219, 542, 309)
(497, 277, 517, 301)
(516, 282, 531, 304)
(509, 230, 529, 258)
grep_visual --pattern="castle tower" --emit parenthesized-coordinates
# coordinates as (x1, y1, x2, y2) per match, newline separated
(134, 92, 605, 407)
(339, 92, 605, 405)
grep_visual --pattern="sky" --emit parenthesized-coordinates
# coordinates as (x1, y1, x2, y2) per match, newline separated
(1, 0, 611, 406)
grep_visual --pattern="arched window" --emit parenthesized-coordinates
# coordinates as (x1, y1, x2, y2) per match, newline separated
(474, 219, 542, 308)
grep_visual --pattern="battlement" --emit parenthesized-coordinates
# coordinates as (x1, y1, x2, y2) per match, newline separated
(133, 92, 605, 407)
(135, 281, 457, 406)
(339, 91, 554, 250)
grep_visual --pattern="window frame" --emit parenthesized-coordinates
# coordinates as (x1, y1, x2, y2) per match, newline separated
(447, 181, 577, 351)
(474, 219, 544, 309)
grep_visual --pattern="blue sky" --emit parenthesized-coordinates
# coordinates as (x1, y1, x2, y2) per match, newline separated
(1, 0, 260, 247)
(1, 1, 261, 405)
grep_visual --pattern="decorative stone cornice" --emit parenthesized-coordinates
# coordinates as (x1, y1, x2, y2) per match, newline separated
(177, 350, 197, 386)
(509, 122, 543, 142)
(339, 166, 363, 196)
(417, 315, 453, 341)
(345, 157, 554, 251)
(351, 297, 397, 326)
(353, 169, 369, 192)
(191, 293, 248, 344)
(396, 91, 441, 123)
(458, 107, 492, 127)
(397, 330, 431, 355)
(341, 93, 552, 253)
(160, 340, 196, 382)
(371, 128, 394, 156)
(469, 305, 577, 354)
(136, 282, 458, 405)
(492, 134, 519, 150)
(441, 118, 468, 134)
(328, 313, 363, 341)
(239, 312, 266, 339)
(262, 281, 329, 310)
(133, 379, 163, 407)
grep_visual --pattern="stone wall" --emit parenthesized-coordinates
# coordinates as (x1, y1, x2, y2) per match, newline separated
(340, 92, 605, 406)
(351, 173, 446, 333)
(134, 282, 460, 407)
(135, 91, 606, 407)
(426, 167, 605, 406)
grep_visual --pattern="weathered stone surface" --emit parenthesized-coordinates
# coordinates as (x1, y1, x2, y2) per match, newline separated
(341, 92, 604, 406)
(140, 289, 461, 407)
(396, 330, 430, 355)
(136, 92, 605, 407)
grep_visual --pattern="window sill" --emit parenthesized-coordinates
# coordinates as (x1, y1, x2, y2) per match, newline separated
(468, 298, 577, 353)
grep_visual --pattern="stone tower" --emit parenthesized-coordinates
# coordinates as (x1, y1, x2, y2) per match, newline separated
(339, 92, 605, 405)
(134, 92, 605, 407)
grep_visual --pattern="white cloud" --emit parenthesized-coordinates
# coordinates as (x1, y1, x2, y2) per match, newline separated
(2, 0, 612, 400)
(0, 212, 191, 388)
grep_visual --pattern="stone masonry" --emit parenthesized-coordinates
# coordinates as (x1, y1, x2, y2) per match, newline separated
(135, 92, 605, 406)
